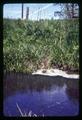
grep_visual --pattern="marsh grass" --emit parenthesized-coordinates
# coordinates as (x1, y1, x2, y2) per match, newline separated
(3, 19, 79, 73)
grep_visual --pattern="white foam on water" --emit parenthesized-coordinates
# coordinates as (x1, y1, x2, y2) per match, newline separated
(32, 69, 79, 79)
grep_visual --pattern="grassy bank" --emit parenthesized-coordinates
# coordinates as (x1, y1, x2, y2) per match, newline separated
(3, 18, 79, 73)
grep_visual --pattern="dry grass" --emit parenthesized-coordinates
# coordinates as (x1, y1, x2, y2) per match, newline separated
(16, 103, 44, 117)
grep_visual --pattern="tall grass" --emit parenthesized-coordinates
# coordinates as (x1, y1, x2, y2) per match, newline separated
(3, 19, 79, 73)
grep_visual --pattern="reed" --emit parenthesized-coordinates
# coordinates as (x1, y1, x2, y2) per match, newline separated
(16, 103, 44, 117)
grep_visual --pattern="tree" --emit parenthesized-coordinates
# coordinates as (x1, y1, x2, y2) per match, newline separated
(54, 3, 79, 19)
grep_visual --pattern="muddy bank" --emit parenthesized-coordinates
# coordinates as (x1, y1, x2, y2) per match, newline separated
(51, 63, 79, 74)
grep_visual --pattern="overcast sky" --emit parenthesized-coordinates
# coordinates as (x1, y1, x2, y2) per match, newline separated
(3, 3, 62, 20)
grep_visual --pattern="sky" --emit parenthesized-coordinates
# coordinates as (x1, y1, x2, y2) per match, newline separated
(3, 3, 62, 20)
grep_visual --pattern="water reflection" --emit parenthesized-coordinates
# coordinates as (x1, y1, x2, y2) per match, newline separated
(4, 72, 61, 95)
(3, 72, 79, 116)
(66, 79, 79, 105)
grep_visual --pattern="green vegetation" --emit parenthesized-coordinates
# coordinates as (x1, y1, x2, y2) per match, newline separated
(3, 18, 79, 73)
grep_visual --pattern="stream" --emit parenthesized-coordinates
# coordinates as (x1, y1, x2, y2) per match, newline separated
(3, 71, 79, 116)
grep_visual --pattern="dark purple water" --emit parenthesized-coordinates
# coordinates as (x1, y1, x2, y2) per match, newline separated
(3, 72, 79, 117)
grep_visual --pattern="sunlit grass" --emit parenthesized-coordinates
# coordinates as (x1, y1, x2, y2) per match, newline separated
(3, 19, 79, 73)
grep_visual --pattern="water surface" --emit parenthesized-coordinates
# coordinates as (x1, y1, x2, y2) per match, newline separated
(3, 72, 79, 116)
